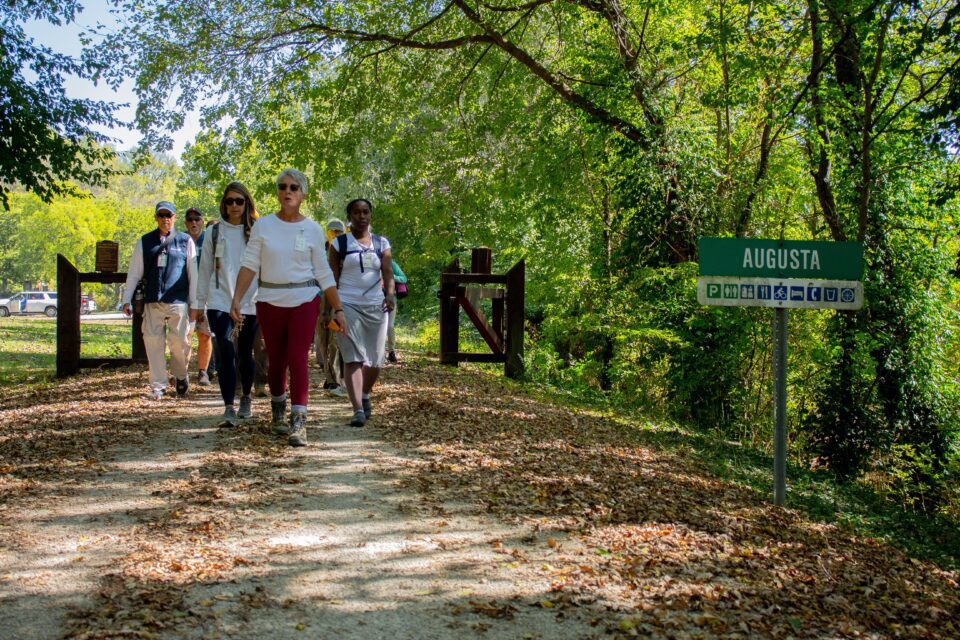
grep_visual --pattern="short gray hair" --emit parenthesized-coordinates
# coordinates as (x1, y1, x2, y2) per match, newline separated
(276, 168, 308, 194)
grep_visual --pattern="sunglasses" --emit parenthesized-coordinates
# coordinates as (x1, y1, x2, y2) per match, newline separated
(223, 197, 246, 206)
(156, 212, 174, 219)
(277, 183, 301, 192)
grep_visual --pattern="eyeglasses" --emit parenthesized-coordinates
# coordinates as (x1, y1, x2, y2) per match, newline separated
(277, 183, 301, 192)
(156, 212, 174, 219)
(185, 217, 203, 223)
(223, 197, 246, 206)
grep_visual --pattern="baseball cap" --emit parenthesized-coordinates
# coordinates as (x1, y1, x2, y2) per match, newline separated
(326, 219, 345, 233)
(155, 201, 176, 215)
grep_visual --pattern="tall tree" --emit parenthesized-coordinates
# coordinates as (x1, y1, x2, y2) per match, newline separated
(0, 1, 120, 209)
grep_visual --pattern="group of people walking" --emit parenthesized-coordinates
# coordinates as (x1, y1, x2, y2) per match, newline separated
(121, 169, 397, 446)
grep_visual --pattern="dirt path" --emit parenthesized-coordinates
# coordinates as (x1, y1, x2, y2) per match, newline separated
(2, 357, 959, 639)
(0, 373, 598, 640)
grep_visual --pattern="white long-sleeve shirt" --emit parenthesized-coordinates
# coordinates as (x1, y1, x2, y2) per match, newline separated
(122, 232, 198, 306)
(239, 214, 336, 307)
(196, 220, 257, 315)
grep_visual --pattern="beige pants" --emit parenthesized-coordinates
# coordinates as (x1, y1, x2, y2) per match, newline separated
(143, 302, 191, 392)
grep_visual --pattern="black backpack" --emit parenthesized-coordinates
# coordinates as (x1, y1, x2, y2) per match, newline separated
(335, 233, 385, 274)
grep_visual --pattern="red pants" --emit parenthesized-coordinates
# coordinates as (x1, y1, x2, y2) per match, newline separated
(256, 298, 321, 406)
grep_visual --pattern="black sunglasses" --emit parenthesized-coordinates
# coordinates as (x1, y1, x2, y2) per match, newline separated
(223, 197, 246, 206)
(156, 212, 174, 219)
(277, 183, 301, 192)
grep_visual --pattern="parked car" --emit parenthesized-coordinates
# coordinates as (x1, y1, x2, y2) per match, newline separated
(0, 291, 58, 317)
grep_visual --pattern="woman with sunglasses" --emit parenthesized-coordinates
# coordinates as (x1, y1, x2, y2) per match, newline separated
(231, 169, 346, 446)
(193, 182, 260, 424)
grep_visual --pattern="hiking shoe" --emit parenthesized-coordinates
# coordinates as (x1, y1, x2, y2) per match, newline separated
(175, 378, 189, 396)
(222, 406, 238, 426)
(362, 397, 373, 419)
(151, 388, 165, 401)
(198, 370, 211, 386)
(329, 385, 348, 398)
(349, 409, 366, 427)
(288, 412, 307, 447)
(271, 399, 289, 435)
(254, 383, 267, 398)
(387, 350, 398, 364)
(238, 395, 253, 419)
(322, 381, 339, 390)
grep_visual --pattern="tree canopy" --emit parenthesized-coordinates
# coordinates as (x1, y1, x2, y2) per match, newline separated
(0, 1, 121, 209)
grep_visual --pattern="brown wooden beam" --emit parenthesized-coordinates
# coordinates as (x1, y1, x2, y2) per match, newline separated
(441, 273, 510, 285)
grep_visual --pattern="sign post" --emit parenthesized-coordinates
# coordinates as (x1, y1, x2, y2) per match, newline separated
(698, 238, 864, 506)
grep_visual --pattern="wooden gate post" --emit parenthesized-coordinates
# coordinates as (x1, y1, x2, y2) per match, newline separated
(439, 258, 461, 365)
(56, 255, 81, 378)
(505, 259, 525, 379)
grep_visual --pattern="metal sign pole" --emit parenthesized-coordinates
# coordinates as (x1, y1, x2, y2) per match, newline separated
(772, 307, 788, 506)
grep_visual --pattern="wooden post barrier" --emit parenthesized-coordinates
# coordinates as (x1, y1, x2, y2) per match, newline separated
(438, 247, 525, 379)
(56, 254, 146, 378)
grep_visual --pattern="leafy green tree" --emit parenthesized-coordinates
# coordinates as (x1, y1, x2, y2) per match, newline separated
(0, 1, 119, 209)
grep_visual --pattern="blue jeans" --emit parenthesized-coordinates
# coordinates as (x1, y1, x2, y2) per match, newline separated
(206, 310, 259, 406)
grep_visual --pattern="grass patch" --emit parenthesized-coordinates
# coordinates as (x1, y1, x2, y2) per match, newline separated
(0, 317, 131, 385)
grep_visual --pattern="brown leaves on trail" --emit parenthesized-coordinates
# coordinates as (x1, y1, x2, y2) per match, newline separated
(376, 358, 960, 639)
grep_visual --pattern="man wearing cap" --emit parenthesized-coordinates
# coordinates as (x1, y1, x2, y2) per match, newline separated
(315, 218, 346, 393)
(122, 201, 199, 400)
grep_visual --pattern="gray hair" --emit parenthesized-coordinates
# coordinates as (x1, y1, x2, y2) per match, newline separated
(276, 168, 308, 194)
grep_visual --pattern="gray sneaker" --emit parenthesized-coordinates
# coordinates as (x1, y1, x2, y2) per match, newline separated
(288, 412, 307, 447)
(362, 397, 373, 419)
(222, 405, 238, 426)
(271, 399, 289, 435)
(329, 385, 348, 398)
(349, 409, 366, 427)
(238, 395, 253, 419)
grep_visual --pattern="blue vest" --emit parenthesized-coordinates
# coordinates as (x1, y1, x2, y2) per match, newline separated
(141, 230, 191, 304)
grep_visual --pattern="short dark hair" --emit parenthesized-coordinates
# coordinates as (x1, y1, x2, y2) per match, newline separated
(345, 198, 372, 216)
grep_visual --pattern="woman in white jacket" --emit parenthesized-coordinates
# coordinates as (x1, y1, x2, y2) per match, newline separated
(192, 182, 260, 423)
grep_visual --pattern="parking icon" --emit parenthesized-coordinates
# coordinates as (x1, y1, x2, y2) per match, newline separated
(824, 288, 838, 302)
(790, 286, 805, 301)
(723, 284, 739, 299)
(707, 283, 721, 299)
(740, 285, 755, 299)
(807, 287, 822, 302)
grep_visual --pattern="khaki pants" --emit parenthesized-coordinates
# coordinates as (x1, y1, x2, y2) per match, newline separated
(143, 302, 191, 392)
(315, 311, 342, 386)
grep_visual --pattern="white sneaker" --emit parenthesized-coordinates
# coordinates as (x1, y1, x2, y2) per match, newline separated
(329, 385, 348, 398)
(151, 388, 165, 401)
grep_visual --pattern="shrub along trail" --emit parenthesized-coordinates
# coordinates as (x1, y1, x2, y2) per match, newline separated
(0, 355, 957, 639)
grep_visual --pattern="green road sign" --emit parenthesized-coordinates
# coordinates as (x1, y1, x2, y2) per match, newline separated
(699, 238, 863, 280)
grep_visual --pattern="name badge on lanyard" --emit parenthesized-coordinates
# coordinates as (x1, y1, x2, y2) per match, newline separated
(295, 231, 307, 253)
(361, 251, 376, 270)
(158, 251, 168, 268)
(215, 239, 225, 258)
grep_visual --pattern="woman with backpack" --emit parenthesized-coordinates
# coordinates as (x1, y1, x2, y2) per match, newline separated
(192, 182, 260, 424)
(329, 198, 395, 427)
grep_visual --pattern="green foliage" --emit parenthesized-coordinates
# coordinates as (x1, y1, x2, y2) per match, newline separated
(0, 1, 118, 208)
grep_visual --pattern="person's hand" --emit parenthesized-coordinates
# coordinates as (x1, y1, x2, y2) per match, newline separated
(189, 308, 204, 323)
(122, 302, 132, 317)
(230, 299, 242, 323)
(383, 294, 396, 312)
(333, 309, 347, 333)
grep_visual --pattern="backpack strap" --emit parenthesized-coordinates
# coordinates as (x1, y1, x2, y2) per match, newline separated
(211, 222, 220, 289)
(338, 233, 383, 274)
